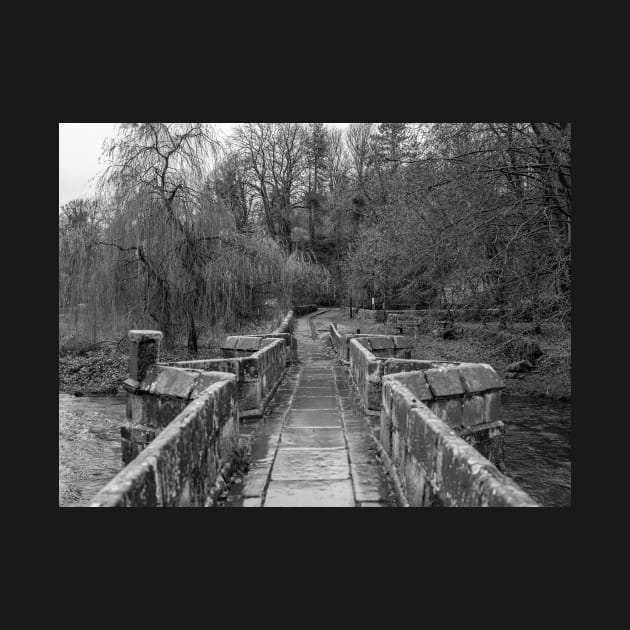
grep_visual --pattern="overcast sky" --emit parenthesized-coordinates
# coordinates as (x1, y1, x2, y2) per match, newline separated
(58, 123, 350, 208)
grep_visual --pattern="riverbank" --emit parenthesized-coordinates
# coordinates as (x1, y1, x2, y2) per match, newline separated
(59, 315, 284, 396)
(323, 312, 571, 401)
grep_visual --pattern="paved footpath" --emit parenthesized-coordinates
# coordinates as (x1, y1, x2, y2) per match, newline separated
(227, 310, 397, 507)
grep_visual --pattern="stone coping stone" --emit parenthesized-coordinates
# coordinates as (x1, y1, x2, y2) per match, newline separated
(457, 363, 505, 393)
(137, 364, 236, 400)
(128, 330, 163, 342)
(369, 336, 395, 351)
(424, 366, 466, 397)
(383, 372, 433, 401)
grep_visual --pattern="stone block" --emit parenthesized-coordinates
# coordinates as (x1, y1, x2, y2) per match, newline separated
(264, 479, 355, 507)
(271, 448, 350, 481)
(127, 330, 163, 383)
(462, 395, 486, 427)
(239, 356, 259, 382)
(350, 463, 391, 502)
(190, 371, 234, 399)
(148, 366, 198, 399)
(384, 370, 433, 402)
(436, 433, 494, 506)
(407, 405, 457, 486)
(429, 398, 463, 428)
(356, 337, 372, 351)
(380, 408, 392, 457)
(370, 336, 395, 351)
(403, 453, 429, 507)
(221, 336, 239, 350)
(424, 367, 465, 397)
(460, 421, 505, 465)
(484, 390, 501, 424)
(458, 363, 504, 393)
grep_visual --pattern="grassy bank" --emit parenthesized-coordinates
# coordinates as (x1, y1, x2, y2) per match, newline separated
(325, 312, 571, 401)
(59, 313, 285, 396)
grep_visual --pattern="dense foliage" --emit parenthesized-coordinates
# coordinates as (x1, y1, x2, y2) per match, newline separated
(59, 122, 571, 351)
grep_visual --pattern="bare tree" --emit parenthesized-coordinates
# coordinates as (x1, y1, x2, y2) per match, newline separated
(98, 123, 221, 349)
(345, 123, 373, 199)
(231, 123, 307, 250)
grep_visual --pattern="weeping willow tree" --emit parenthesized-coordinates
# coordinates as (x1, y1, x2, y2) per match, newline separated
(59, 123, 332, 352)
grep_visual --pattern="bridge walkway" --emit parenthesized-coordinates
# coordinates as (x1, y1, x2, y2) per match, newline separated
(227, 309, 397, 507)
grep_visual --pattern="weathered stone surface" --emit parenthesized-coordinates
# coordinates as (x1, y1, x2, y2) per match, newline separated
(221, 336, 239, 350)
(280, 427, 345, 449)
(241, 462, 272, 497)
(190, 371, 234, 399)
(92, 379, 238, 507)
(459, 420, 505, 460)
(458, 363, 504, 393)
(236, 336, 263, 351)
(385, 371, 433, 401)
(286, 410, 342, 427)
(143, 365, 198, 398)
(264, 479, 355, 507)
(424, 367, 465, 397)
(429, 397, 464, 428)
(370, 336, 395, 351)
(271, 448, 350, 481)
(141, 394, 190, 428)
(462, 395, 486, 427)
(295, 384, 336, 396)
(382, 387, 537, 507)
(484, 390, 501, 424)
(128, 331, 162, 383)
(351, 463, 391, 502)
(291, 396, 337, 410)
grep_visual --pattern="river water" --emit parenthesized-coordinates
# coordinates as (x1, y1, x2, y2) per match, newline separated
(58, 392, 571, 507)
(500, 395, 571, 507)
(59, 393, 126, 507)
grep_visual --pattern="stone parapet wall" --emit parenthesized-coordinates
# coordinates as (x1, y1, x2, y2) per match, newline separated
(329, 322, 344, 354)
(274, 311, 295, 334)
(91, 377, 239, 507)
(349, 336, 384, 412)
(379, 375, 538, 507)
(122, 364, 234, 463)
(292, 303, 318, 317)
(345, 337, 506, 465)
(329, 323, 401, 362)
(247, 332, 297, 361)
(168, 336, 288, 418)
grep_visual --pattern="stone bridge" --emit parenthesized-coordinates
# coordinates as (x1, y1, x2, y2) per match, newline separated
(90, 307, 538, 507)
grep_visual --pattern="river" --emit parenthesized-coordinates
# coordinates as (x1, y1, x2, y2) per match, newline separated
(59, 393, 126, 507)
(500, 395, 571, 507)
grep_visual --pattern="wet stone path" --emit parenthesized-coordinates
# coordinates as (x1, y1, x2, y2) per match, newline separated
(227, 311, 397, 507)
